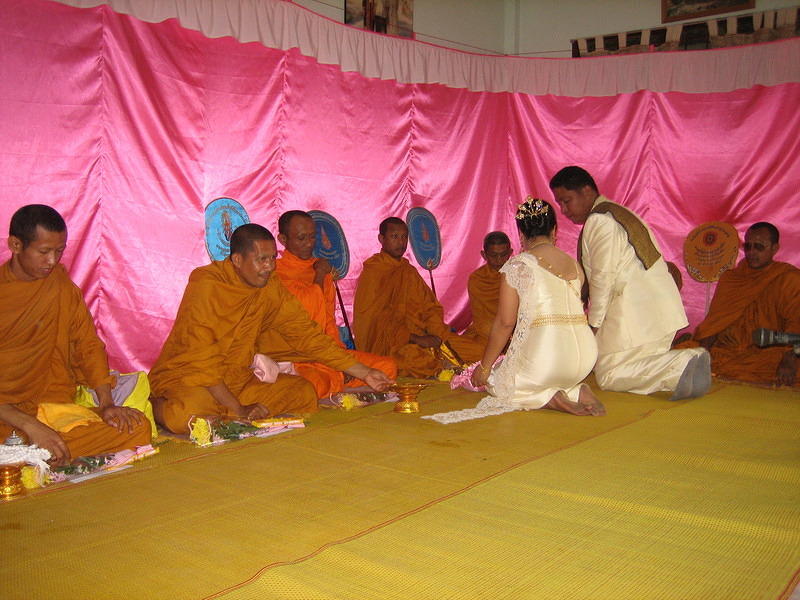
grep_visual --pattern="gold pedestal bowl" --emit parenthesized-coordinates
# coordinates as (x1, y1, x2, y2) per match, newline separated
(390, 383, 429, 413)
(0, 464, 25, 501)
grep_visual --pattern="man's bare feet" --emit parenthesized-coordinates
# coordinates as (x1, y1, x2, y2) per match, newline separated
(578, 384, 606, 416)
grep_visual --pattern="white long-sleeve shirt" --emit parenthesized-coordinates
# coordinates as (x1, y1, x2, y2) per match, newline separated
(581, 196, 688, 354)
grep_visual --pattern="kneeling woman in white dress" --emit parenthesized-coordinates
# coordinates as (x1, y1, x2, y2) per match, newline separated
(426, 197, 605, 424)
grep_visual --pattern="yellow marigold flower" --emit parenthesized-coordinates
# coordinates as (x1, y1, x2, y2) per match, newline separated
(340, 393, 359, 411)
(190, 417, 213, 447)
(437, 369, 455, 382)
(21, 465, 44, 489)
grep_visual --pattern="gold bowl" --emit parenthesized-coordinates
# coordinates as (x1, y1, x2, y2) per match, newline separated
(0, 464, 25, 501)
(390, 383, 429, 414)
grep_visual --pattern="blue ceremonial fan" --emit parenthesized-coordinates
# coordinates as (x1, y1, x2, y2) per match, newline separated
(308, 210, 350, 280)
(204, 198, 250, 261)
(307, 210, 355, 348)
(406, 207, 442, 295)
(407, 207, 441, 270)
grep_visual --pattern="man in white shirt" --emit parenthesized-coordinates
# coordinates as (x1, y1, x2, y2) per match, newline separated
(549, 166, 709, 400)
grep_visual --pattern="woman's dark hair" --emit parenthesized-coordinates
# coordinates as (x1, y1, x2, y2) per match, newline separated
(515, 197, 557, 239)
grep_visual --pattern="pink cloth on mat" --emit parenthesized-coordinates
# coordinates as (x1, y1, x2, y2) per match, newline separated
(450, 357, 504, 392)
(250, 354, 296, 383)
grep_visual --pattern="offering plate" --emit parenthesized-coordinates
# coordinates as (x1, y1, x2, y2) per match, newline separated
(390, 383, 429, 413)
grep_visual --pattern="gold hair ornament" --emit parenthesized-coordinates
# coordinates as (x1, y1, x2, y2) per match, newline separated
(515, 196, 550, 221)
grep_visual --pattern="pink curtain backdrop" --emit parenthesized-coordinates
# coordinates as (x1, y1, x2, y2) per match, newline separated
(1, 0, 798, 372)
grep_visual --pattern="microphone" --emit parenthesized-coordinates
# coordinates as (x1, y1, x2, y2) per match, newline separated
(753, 328, 800, 347)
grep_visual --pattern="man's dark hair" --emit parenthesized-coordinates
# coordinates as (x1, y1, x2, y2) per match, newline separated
(748, 221, 779, 244)
(9, 204, 67, 248)
(483, 231, 511, 251)
(549, 166, 598, 193)
(229, 223, 274, 256)
(277, 210, 312, 236)
(379, 217, 406, 236)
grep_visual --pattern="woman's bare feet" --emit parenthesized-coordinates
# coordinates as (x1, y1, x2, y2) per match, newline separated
(545, 390, 590, 415)
(578, 384, 606, 416)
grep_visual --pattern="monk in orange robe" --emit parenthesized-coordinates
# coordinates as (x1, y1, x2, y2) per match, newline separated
(259, 211, 397, 399)
(0, 205, 150, 465)
(150, 224, 393, 434)
(686, 222, 800, 386)
(463, 231, 512, 348)
(353, 217, 484, 377)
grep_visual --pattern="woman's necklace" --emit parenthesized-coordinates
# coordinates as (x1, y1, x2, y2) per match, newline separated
(526, 239, 552, 251)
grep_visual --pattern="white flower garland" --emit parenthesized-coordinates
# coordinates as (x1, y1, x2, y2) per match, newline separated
(0, 444, 52, 470)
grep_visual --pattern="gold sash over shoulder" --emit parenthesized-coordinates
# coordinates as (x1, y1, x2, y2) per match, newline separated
(578, 201, 661, 270)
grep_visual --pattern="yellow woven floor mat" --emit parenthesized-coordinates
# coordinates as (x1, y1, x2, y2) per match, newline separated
(1, 382, 797, 600)
(211, 385, 800, 600)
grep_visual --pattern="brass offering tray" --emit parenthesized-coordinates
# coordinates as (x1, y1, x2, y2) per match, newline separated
(390, 383, 430, 414)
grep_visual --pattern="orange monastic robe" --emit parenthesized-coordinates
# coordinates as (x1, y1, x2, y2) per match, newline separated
(353, 252, 483, 377)
(463, 264, 502, 348)
(264, 252, 397, 398)
(692, 260, 800, 385)
(0, 262, 150, 456)
(150, 259, 358, 433)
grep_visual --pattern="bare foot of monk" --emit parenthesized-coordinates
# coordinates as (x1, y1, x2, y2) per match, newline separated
(544, 390, 592, 416)
(578, 384, 606, 416)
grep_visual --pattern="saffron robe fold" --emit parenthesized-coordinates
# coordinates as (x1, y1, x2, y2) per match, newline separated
(580, 197, 702, 393)
(692, 260, 800, 385)
(0, 262, 149, 456)
(463, 264, 502, 348)
(353, 252, 482, 377)
(150, 259, 358, 433)
(265, 252, 397, 398)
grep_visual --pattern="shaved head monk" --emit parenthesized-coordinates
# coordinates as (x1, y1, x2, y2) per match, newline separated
(149, 223, 393, 434)
(463, 231, 512, 348)
(353, 217, 483, 377)
(688, 222, 800, 386)
(0, 205, 150, 466)
(258, 210, 397, 399)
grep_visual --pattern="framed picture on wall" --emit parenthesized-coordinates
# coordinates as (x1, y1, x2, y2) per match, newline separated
(345, 0, 414, 38)
(662, 0, 755, 23)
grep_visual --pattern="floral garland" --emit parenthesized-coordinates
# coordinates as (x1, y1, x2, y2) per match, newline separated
(319, 391, 399, 410)
(189, 416, 304, 447)
(19, 444, 158, 489)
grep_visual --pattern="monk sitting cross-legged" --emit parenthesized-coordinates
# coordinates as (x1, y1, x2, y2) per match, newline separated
(0, 205, 150, 466)
(353, 217, 483, 378)
(682, 222, 800, 387)
(149, 224, 393, 434)
(258, 210, 397, 399)
(463, 231, 513, 349)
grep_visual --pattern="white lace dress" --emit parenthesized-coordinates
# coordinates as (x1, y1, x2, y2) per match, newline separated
(425, 252, 598, 424)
